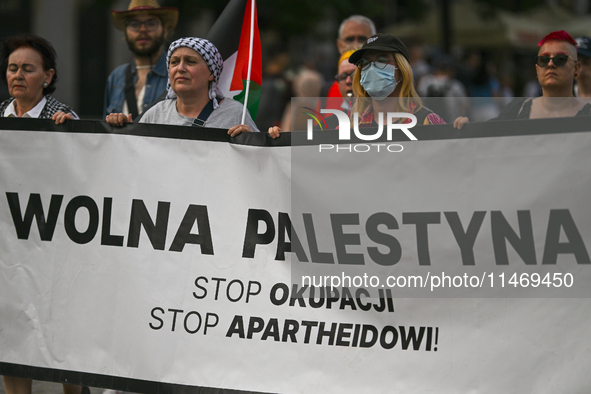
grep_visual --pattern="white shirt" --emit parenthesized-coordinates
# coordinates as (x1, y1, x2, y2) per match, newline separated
(122, 84, 147, 116)
(4, 96, 47, 118)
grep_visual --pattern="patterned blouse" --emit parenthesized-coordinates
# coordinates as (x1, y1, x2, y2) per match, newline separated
(0, 95, 79, 119)
(358, 102, 445, 125)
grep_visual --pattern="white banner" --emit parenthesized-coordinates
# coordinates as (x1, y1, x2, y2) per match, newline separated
(0, 119, 590, 393)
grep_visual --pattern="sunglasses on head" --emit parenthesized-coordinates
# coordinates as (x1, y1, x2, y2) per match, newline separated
(535, 54, 574, 67)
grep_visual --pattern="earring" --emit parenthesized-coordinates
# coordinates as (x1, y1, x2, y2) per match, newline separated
(43, 82, 48, 88)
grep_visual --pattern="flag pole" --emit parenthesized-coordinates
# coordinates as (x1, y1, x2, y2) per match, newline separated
(241, 0, 255, 125)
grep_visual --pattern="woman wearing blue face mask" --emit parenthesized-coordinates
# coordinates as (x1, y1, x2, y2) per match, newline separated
(349, 34, 445, 126)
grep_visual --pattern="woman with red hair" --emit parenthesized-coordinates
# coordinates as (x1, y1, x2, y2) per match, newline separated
(455, 30, 590, 127)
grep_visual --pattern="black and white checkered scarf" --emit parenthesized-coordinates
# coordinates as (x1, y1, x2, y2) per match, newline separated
(165, 37, 224, 109)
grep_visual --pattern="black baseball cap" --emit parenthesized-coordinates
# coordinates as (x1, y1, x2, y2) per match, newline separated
(576, 36, 591, 58)
(349, 33, 410, 65)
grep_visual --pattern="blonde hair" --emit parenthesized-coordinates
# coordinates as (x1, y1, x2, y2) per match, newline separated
(352, 52, 422, 117)
(339, 50, 356, 68)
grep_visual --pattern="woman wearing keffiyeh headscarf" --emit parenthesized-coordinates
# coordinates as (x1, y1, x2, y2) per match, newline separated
(106, 37, 259, 136)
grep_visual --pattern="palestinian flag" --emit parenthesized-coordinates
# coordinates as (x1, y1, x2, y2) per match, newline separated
(206, 0, 261, 120)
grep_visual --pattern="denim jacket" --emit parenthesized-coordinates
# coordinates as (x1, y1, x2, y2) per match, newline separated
(103, 52, 168, 119)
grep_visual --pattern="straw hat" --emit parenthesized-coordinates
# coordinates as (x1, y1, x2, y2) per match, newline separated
(112, 0, 178, 32)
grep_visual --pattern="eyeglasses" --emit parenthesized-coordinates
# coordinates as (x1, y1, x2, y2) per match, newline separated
(357, 59, 396, 71)
(342, 35, 368, 44)
(335, 71, 355, 82)
(126, 19, 162, 32)
(535, 54, 575, 67)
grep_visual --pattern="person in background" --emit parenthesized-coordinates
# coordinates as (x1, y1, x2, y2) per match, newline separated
(103, 0, 178, 120)
(498, 65, 516, 106)
(1, 32, 84, 394)
(256, 51, 291, 129)
(335, 50, 357, 111)
(0, 34, 78, 123)
(320, 15, 376, 115)
(107, 37, 259, 137)
(336, 15, 376, 55)
(279, 68, 324, 131)
(322, 50, 356, 130)
(575, 36, 591, 99)
(454, 30, 589, 128)
(408, 42, 431, 83)
(417, 54, 469, 123)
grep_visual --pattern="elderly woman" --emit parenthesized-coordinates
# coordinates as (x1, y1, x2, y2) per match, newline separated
(0, 34, 78, 124)
(348, 33, 445, 126)
(107, 37, 258, 136)
(1, 34, 84, 394)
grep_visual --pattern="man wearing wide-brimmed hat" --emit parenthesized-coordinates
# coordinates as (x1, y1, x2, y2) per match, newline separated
(103, 0, 178, 120)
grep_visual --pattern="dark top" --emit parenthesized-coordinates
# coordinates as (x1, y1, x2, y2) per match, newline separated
(495, 97, 591, 120)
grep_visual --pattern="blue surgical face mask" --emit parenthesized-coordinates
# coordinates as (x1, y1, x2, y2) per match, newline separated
(360, 62, 399, 100)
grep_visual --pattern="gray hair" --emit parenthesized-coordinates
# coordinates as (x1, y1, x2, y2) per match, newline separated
(338, 15, 376, 39)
